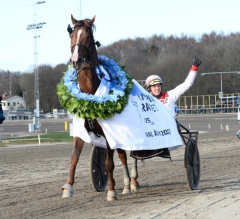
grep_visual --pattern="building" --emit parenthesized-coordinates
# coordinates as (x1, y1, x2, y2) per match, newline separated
(1, 95, 25, 110)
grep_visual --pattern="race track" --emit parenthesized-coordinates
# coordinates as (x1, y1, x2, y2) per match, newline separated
(0, 114, 239, 218)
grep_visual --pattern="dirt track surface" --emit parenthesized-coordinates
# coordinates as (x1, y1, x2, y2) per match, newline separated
(0, 116, 240, 219)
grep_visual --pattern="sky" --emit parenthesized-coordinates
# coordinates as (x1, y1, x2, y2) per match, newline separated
(1, 0, 240, 72)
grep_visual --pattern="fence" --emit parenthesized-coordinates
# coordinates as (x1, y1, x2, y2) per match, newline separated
(177, 93, 240, 114)
(3, 109, 34, 120)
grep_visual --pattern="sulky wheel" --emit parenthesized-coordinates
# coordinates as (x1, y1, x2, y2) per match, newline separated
(184, 138, 200, 190)
(90, 145, 108, 192)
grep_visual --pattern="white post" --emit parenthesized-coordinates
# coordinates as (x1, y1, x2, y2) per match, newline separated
(226, 125, 229, 131)
(38, 134, 41, 145)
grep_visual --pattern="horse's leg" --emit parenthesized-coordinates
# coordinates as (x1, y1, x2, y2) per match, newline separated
(130, 158, 140, 193)
(105, 143, 117, 201)
(117, 149, 131, 195)
(62, 137, 84, 198)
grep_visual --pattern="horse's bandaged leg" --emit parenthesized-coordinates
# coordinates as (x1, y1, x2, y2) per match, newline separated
(122, 165, 131, 195)
(107, 190, 117, 201)
(62, 183, 74, 198)
(130, 158, 140, 193)
(130, 158, 138, 178)
(123, 165, 130, 185)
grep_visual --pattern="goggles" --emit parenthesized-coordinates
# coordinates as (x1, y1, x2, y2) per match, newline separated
(149, 79, 162, 86)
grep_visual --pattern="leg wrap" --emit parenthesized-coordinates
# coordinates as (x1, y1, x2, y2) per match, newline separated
(107, 190, 117, 201)
(130, 158, 138, 179)
(62, 183, 74, 198)
(122, 165, 130, 186)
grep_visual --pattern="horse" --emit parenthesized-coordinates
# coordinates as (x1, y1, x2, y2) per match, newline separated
(61, 14, 139, 201)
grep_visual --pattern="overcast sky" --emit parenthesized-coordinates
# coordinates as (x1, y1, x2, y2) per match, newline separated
(1, 0, 240, 72)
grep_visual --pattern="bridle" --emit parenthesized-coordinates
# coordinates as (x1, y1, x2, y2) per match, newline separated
(67, 24, 101, 73)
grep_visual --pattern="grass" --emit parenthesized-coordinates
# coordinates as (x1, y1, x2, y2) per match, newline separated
(0, 132, 73, 146)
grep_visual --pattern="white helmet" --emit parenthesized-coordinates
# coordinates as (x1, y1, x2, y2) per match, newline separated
(145, 75, 163, 89)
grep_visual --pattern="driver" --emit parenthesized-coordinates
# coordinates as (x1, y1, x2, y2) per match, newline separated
(145, 56, 202, 117)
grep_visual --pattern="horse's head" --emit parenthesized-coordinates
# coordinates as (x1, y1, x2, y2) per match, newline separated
(68, 14, 100, 71)
(67, 14, 101, 94)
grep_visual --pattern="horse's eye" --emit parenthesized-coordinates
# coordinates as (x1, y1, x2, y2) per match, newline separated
(86, 35, 91, 40)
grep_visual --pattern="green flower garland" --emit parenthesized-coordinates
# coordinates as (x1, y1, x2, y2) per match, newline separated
(57, 58, 133, 120)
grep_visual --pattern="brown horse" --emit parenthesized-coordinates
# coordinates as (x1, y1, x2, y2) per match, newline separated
(61, 15, 139, 201)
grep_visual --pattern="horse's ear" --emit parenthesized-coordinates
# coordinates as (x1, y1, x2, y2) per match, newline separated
(71, 14, 77, 25)
(89, 15, 96, 25)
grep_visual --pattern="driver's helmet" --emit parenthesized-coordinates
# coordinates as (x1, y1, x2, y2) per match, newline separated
(145, 75, 163, 90)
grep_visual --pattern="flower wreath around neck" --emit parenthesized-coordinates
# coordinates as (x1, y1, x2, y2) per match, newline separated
(57, 55, 133, 120)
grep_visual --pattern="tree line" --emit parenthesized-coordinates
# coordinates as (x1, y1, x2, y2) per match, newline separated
(1, 31, 240, 112)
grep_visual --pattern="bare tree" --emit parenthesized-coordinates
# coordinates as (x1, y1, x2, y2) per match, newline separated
(19, 72, 34, 109)
(0, 70, 21, 96)
(38, 63, 67, 112)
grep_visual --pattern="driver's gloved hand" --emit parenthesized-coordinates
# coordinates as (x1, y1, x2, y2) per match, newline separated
(193, 56, 202, 67)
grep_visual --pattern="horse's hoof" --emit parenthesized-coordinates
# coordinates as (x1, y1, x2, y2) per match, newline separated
(62, 183, 74, 198)
(130, 184, 139, 194)
(122, 188, 131, 195)
(107, 190, 117, 201)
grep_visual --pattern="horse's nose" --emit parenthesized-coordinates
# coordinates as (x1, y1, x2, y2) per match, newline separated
(71, 53, 78, 63)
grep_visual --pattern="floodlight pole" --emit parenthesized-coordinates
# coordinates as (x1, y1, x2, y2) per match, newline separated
(201, 71, 240, 96)
(26, 1, 46, 131)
